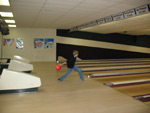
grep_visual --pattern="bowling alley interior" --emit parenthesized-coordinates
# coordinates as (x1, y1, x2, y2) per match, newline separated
(0, 0, 150, 113)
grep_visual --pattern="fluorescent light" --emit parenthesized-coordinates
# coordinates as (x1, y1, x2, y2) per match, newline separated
(0, 0, 10, 6)
(0, 12, 13, 17)
(5, 20, 15, 23)
(8, 25, 16, 27)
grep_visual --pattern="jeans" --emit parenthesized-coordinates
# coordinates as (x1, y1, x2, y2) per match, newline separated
(59, 66, 84, 81)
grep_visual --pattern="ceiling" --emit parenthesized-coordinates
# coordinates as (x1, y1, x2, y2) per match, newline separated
(0, 0, 150, 35)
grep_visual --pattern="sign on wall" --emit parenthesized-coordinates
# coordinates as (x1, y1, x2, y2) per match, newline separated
(124, 9, 136, 18)
(44, 38, 54, 48)
(34, 38, 44, 48)
(16, 38, 24, 49)
(135, 4, 149, 15)
(105, 16, 113, 22)
(3, 39, 14, 46)
(34, 38, 54, 48)
(97, 18, 105, 24)
(112, 13, 124, 21)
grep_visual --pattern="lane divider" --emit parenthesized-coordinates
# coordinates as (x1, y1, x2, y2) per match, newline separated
(88, 71, 150, 78)
(77, 62, 150, 68)
(82, 65, 150, 72)
(104, 79, 150, 87)
(133, 94, 150, 102)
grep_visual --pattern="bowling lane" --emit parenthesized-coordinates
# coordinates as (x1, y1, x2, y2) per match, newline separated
(92, 73, 150, 83)
(81, 64, 150, 70)
(82, 67, 150, 75)
(145, 102, 150, 106)
(92, 73, 150, 106)
(114, 84, 150, 97)
(115, 84, 150, 106)
(80, 59, 150, 106)
(77, 62, 150, 68)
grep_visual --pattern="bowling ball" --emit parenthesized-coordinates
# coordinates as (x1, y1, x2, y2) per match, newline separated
(55, 64, 61, 70)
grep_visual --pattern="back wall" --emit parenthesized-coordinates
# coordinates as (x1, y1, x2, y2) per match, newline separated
(1, 28, 57, 62)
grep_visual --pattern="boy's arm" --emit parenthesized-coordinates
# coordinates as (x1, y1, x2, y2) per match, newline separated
(60, 61, 67, 66)
(76, 57, 82, 61)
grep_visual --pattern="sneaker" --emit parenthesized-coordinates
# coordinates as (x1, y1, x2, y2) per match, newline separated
(58, 79, 63, 82)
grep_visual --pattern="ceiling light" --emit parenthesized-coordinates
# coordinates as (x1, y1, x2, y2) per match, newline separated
(0, 12, 13, 17)
(8, 25, 16, 27)
(0, 0, 10, 6)
(5, 20, 15, 23)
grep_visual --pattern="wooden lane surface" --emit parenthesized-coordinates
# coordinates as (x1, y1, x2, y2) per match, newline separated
(91, 73, 150, 106)
(113, 84, 150, 96)
(91, 73, 150, 83)
(77, 62, 150, 68)
(79, 61, 150, 73)
(82, 67, 150, 75)
(80, 60, 150, 106)
(80, 64, 150, 69)
(114, 84, 150, 106)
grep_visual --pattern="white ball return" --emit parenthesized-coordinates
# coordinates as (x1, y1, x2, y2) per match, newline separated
(8, 60, 33, 73)
(13, 55, 30, 63)
(0, 69, 41, 94)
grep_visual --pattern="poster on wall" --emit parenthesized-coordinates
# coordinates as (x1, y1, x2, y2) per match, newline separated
(3, 39, 14, 46)
(34, 38, 44, 48)
(44, 38, 54, 48)
(16, 38, 24, 49)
